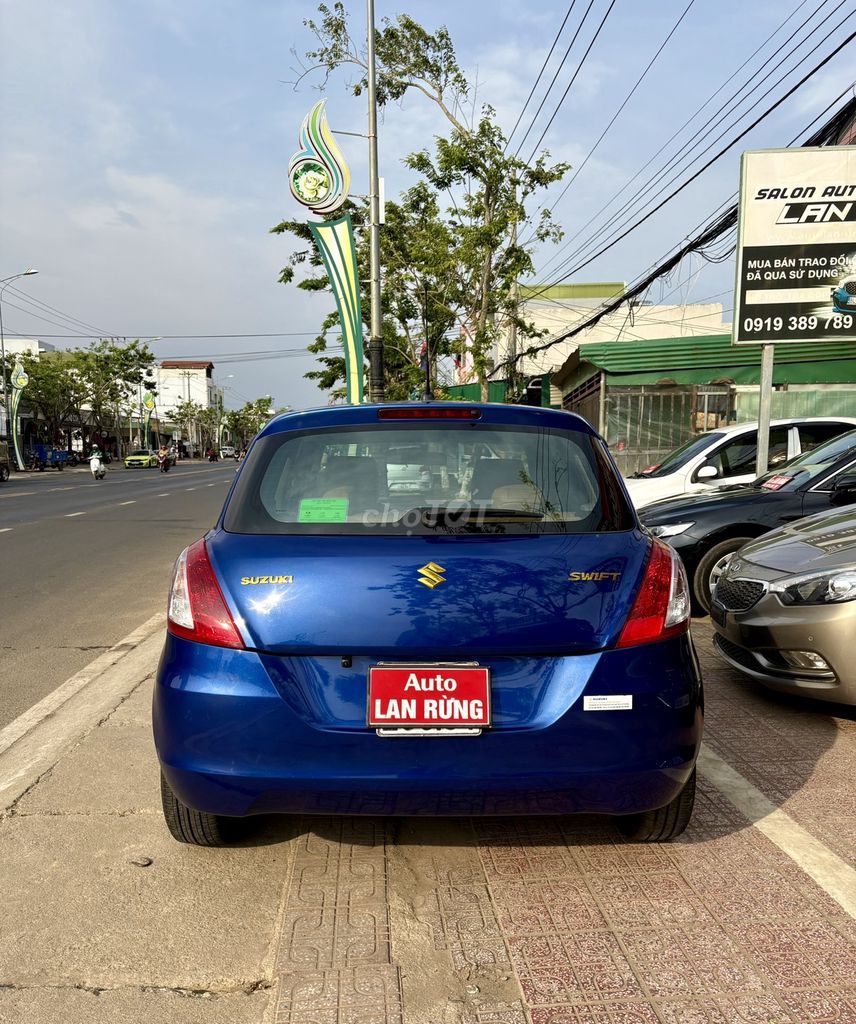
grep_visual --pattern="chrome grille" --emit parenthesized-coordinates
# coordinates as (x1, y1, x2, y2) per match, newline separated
(714, 577, 765, 612)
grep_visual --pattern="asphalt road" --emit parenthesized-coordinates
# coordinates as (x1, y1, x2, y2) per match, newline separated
(0, 460, 237, 728)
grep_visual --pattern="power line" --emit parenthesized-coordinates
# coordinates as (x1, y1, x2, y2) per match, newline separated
(525, 0, 619, 166)
(3, 284, 117, 337)
(513, 0, 599, 158)
(529, 29, 855, 293)
(535, 0, 842, 280)
(524, 0, 695, 238)
(493, 92, 856, 376)
(7, 331, 331, 340)
(505, 0, 579, 150)
(545, 1, 846, 280)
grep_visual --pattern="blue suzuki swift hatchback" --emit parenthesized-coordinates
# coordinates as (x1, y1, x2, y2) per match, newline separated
(154, 403, 702, 845)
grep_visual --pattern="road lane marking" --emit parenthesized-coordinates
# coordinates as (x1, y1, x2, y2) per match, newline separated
(118, 500, 136, 506)
(185, 487, 196, 491)
(0, 491, 36, 498)
(0, 528, 12, 533)
(157, 492, 170, 497)
(65, 512, 86, 517)
(698, 746, 856, 918)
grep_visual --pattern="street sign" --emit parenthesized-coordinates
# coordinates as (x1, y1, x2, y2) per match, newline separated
(733, 146, 856, 346)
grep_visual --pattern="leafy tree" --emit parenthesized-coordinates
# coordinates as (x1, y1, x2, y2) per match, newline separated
(169, 398, 204, 448)
(75, 339, 157, 450)
(223, 398, 275, 448)
(20, 351, 88, 443)
(284, 4, 569, 400)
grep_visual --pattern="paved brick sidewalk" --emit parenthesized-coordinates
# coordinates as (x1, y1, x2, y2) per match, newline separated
(1, 620, 853, 1023)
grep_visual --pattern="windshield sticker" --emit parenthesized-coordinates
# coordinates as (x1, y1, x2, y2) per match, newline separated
(298, 498, 349, 522)
(760, 474, 792, 491)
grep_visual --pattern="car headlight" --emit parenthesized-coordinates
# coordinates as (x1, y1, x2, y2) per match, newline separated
(648, 522, 695, 539)
(772, 567, 856, 605)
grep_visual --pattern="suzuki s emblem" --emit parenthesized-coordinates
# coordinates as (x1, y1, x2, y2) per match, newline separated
(418, 562, 446, 589)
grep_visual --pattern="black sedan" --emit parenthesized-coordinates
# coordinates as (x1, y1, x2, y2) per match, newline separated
(639, 429, 856, 611)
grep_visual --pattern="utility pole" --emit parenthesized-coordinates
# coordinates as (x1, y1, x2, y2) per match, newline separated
(507, 176, 519, 399)
(366, 0, 384, 402)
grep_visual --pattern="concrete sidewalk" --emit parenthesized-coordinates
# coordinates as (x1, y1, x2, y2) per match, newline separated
(1, 619, 854, 1024)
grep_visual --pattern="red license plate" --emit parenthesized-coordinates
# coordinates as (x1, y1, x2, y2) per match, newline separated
(368, 665, 491, 728)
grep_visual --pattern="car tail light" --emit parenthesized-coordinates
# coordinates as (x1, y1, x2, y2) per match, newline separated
(616, 540, 690, 648)
(377, 407, 481, 420)
(167, 539, 245, 649)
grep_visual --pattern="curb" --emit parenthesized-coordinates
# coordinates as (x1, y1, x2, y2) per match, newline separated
(0, 613, 166, 813)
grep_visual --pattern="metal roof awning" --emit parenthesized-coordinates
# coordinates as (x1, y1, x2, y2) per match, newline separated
(552, 334, 856, 390)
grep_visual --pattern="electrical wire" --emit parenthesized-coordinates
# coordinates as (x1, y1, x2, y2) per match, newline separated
(492, 91, 856, 376)
(3, 284, 117, 338)
(527, 30, 855, 295)
(525, 0, 619, 166)
(544, 1, 847, 281)
(536, 0, 835, 276)
(505, 0, 579, 151)
(513, 0, 599, 159)
(526, 0, 696, 235)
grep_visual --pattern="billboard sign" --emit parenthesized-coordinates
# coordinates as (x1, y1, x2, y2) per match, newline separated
(733, 146, 856, 345)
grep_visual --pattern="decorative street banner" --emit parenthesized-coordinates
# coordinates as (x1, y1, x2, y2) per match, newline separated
(10, 362, 28, 471)
(289, 100, 364, 404)
(142, 390, 155, 448)
(733, 146, 856, 345)
(309, 216, 365, 405)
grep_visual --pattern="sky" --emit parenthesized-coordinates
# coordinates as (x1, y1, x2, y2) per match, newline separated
(1, 0, 853, 410)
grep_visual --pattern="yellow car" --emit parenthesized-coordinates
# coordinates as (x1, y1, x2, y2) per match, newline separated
(124, 448, 158, 468)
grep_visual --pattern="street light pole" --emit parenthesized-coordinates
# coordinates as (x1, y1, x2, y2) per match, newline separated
(0, 269, 38, 439)
(366, 0, 384, 403)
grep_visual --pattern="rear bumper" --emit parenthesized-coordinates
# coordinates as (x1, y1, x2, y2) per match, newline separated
(153, 634, 703, 818)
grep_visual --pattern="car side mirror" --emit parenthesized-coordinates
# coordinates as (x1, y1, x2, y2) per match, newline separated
(696, 464, 718, 481)
(832, 472, 856, 493)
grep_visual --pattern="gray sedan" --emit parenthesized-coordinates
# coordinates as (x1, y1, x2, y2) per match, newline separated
(710, 506, 856, 705)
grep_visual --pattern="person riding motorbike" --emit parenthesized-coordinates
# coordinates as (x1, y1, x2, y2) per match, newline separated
(89, 446, 106, 480)
(157, 444, 171, 473)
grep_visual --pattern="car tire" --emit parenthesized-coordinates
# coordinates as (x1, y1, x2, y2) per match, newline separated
(617, 768, 696, 842)
(160, 771, 231, 846)
(692, 537, 753, 613)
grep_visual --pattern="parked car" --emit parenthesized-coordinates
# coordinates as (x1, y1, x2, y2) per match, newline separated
(711, 505, 856, 705)
(153, 403, 702, 846)
(640, 429, 856, 611)
(624, 417, 856, 508)
(0, 441, 11, 482)
(124, 448, 158, 468)
(219, 445, 237, 459)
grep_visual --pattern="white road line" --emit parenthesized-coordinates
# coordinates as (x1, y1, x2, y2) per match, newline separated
(118, 500, 136, 506)
(698, 746, 856, 918)
(0, 527, 12, 533)
(207, 483, 216, 487)
(64, 512, 86, 517)
(157, 492, 170, 497)
(185, 487, 196, 491)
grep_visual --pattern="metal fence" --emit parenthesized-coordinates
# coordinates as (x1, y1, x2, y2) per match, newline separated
(564, 382, 736, 477)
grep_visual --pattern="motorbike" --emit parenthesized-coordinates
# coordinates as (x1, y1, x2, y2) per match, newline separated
(90, 454, 106, 480)
(158, 453, 171, 473)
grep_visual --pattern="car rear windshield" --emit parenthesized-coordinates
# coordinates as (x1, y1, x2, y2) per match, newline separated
(223, 424, 634, 535)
